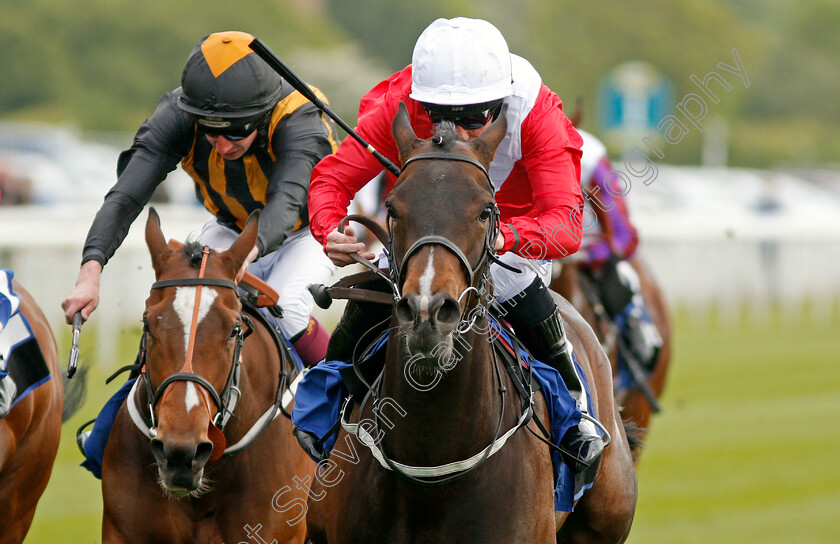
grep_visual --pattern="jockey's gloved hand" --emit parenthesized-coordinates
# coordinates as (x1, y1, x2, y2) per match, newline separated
(293, 427, 328, 464)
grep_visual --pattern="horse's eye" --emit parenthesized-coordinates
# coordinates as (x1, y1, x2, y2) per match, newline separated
(479, 206, 493, 222)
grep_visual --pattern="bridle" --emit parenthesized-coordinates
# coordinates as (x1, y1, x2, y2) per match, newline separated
(139, 247, 247, 434)
(388, 151, 519, 308)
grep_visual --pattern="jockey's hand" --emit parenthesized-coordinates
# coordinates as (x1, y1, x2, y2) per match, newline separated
(61, 260, 102, 324)
(494, 231, 505, 252)
(325, 226, 375, 267)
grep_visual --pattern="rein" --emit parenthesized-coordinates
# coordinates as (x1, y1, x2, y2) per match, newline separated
(313, 151, 520, 311)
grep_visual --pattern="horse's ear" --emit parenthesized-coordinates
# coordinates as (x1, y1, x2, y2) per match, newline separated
(145, 207, 169, 272)
(220, 210, 260, 277)
(470, 103, 509, 168)
(392, 102, 422, 164)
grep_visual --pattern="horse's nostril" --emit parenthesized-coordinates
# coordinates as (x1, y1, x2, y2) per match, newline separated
(435, 296, 462, 328)
(396, 297, 415, 326)
(152, 438, 206, 469)
(150, 438, 165, 461)
(396, 293, 461, 330)
(194, 441, 214, 466)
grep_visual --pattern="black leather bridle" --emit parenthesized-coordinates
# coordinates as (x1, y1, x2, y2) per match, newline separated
(139, 253, 249, 432)
(388, 152, 519, 298)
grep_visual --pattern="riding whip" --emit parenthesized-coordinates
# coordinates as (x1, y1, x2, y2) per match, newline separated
(66, 311, 82, 378)
(248, 38, 402, 178)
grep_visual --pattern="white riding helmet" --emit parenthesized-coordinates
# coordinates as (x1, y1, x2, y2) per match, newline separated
(409, 17, 513, 106)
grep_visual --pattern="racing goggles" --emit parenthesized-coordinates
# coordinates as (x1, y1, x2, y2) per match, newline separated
(193, 115, 262, 141)
(422, 100, 503, 130)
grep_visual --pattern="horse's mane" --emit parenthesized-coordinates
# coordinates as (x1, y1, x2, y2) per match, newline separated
(183, 240, 205, 269)
(430, 121, 460, 151)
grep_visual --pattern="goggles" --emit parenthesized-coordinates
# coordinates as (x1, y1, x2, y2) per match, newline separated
(192, 115, 263, 141)
(422, 100, 503, 131)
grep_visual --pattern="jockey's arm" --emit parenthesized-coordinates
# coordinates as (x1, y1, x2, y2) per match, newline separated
(61, 260, 102, 324)
(61, 93, 190, 324)
(502, 93, 584, 260)
(309, 105, 400, 266)
(258, 102, 336, 257)
(588, 157, 619, 255)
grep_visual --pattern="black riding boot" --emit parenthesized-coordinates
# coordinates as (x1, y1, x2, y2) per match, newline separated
(295, 280, 392, 463)
(324, 296, 391, 364)
(500, 278, 604, 475)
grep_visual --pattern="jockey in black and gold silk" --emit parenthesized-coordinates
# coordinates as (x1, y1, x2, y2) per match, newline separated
(180, 87, 334, 236)
(66, 31, 339, 478)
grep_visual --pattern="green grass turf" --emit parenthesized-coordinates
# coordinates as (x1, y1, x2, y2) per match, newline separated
(628, 309, 840, 543)
(20, 310, 840, 542)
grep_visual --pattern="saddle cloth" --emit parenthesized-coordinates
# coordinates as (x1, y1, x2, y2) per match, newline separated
(0, 270, 51, 408)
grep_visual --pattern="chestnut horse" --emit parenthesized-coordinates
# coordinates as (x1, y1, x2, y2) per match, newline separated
(0, 281, 65, 543)
(551, 256, 672, 458)
(100, 209, 313, 543)
(305, 105, 637, 543)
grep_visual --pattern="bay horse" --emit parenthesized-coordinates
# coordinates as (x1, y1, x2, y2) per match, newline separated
(100, 209, 313, 543)
(305, 104, 637, 543)
(1, 280, 82, 544)
(551, 255, 672, 459)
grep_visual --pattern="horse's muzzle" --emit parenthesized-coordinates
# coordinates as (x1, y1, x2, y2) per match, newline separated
(150, 437, 214, 494)
(397, 293, 461, 329)
(396, 293, 462, 359)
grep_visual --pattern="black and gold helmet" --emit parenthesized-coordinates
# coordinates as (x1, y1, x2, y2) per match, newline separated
(178, 31, 282, 135)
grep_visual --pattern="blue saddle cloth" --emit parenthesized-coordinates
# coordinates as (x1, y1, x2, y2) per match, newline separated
(0, 269, 51, 408)
(292, 316, 601, 512)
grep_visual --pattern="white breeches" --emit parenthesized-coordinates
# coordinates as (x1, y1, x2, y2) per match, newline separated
(198, 221, 335, 338)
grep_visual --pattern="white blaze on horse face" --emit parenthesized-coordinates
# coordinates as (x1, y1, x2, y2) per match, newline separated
(172, 287, 218, 412)
(173, 287, 219, 356)
(184, 382, 200, 413)
(418, 247, 435, 321)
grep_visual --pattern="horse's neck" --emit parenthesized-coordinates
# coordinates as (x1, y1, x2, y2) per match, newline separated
(380, 325, 503, 462)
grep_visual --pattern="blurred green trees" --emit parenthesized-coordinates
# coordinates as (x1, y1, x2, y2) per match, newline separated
(1, 0, 837, 167)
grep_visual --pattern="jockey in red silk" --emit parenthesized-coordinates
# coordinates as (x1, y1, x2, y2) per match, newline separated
(63, 32, 338, 477)
(577, 129, 662, 368)
(297, 17, 605, 475)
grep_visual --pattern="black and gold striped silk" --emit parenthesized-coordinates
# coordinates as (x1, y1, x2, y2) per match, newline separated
(182, 87, 337, 232)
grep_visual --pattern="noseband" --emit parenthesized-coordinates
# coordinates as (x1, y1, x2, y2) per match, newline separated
(140, 247, 247, 432)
